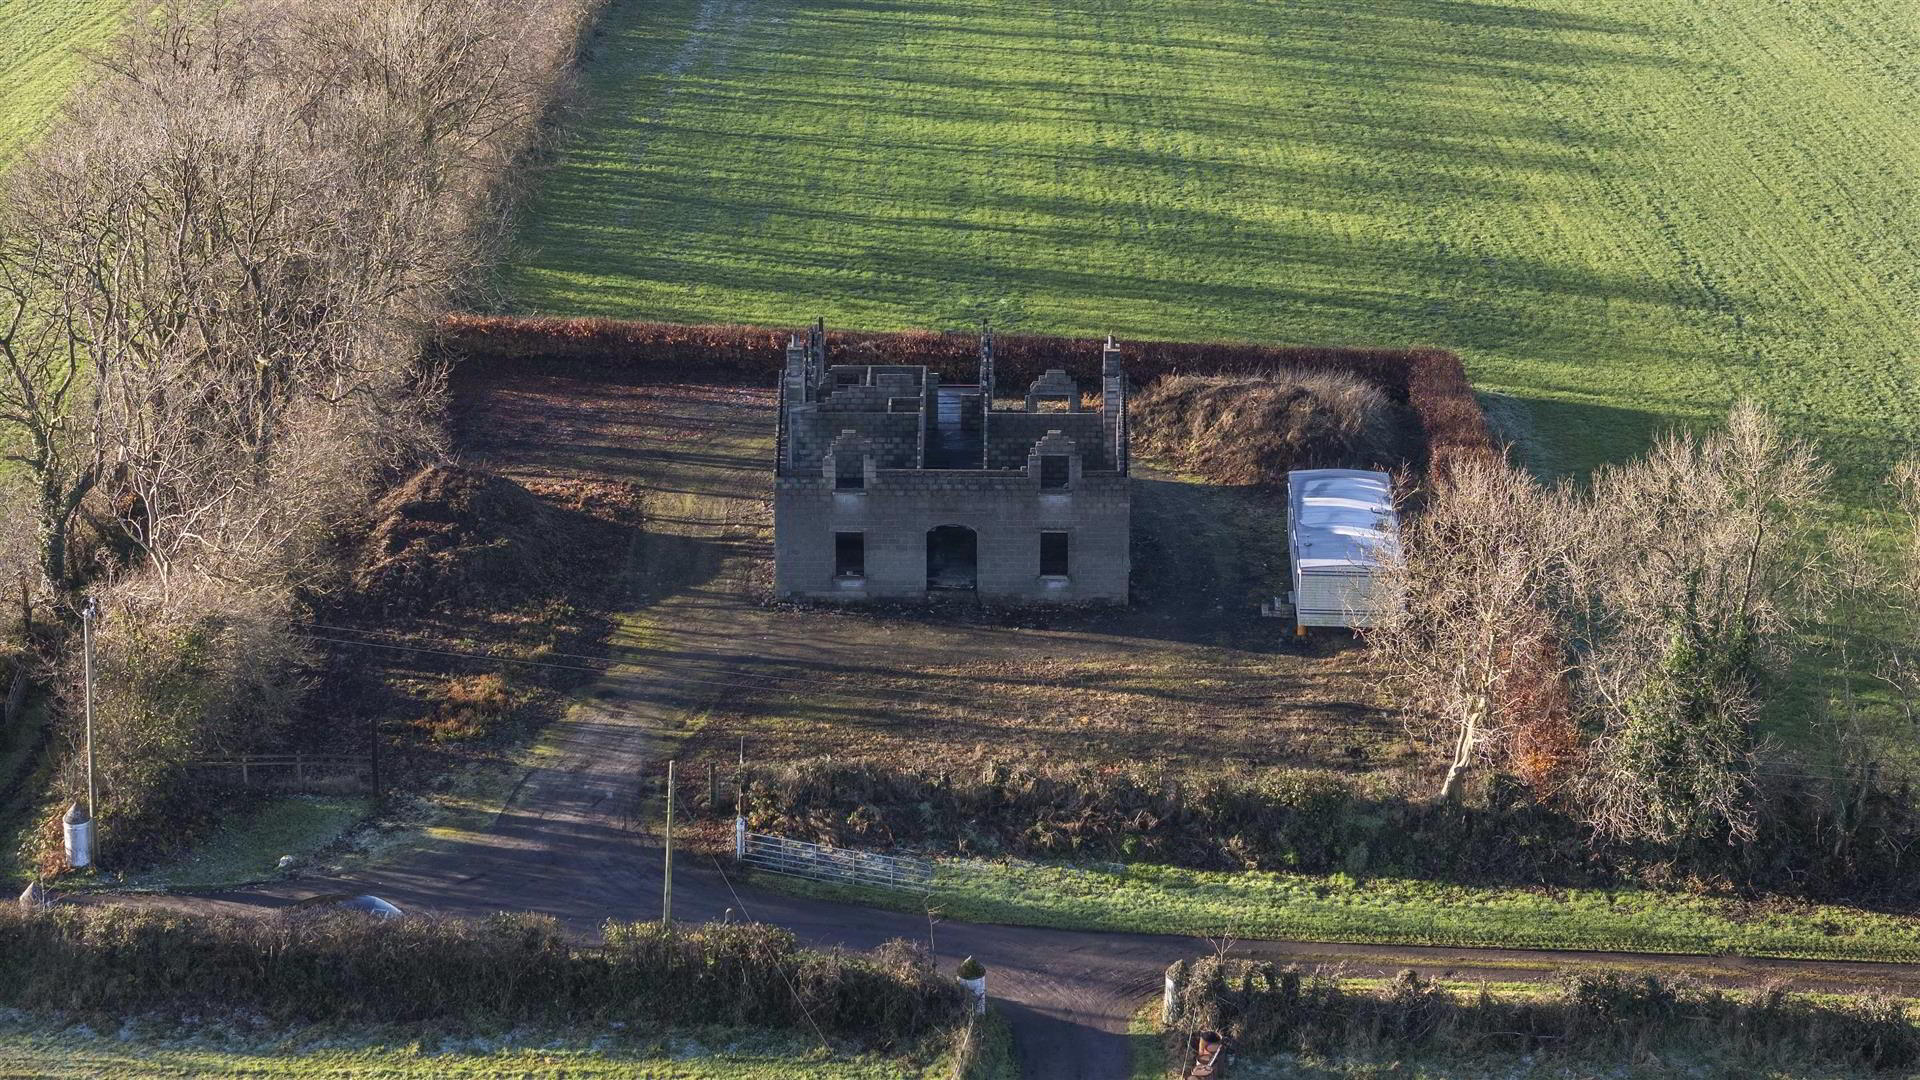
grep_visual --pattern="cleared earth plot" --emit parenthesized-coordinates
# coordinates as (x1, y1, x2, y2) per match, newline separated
(451, 368, 1408, 787)
(0, 0, 127, 158)
(507, 0, 1919, 492)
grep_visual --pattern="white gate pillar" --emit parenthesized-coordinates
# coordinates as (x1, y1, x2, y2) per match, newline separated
(957, 957, 987, 1015)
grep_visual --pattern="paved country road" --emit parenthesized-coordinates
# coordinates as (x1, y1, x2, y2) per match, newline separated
(77, 372, 1920, 1078)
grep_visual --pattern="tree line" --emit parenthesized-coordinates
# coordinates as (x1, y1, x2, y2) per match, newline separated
(0, 0, 600, 867)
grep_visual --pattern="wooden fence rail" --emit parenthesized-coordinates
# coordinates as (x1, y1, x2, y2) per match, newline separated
(188, 753, 375, 792)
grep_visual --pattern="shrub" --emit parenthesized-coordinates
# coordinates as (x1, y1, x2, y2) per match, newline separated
(733, 755, 1600, 885)
(726, 754, 1920, 900)
(32, 574, 307, 872)
(424, 673, 512, 742)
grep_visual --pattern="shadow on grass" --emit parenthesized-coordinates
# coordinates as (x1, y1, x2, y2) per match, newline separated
(505, 0, 1735, 362)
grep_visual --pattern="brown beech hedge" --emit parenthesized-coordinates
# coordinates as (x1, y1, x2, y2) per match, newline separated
(435, 315, 1498, 477)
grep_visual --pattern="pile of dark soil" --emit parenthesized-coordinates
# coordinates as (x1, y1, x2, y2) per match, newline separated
(1131, 372, 1407, 486)
(355, 465, 638, 613)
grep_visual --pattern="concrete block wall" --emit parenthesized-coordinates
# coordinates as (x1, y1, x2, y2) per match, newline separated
(816, 384, 911, 413)
(791, 410, 922, 469)
(985, 412, 1109, 470)
(775, 356, 1132, 606)
(774, 472, 1130, 602)
(1023, 369, 1083, 410)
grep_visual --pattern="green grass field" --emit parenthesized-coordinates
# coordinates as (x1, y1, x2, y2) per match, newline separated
(0, 1019, 1001, 1079)
(507, 0, 1919, 492)
(0, 0, 127, 159)
(760, 858, 1920, 964)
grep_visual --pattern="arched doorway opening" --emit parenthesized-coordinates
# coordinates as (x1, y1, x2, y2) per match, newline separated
(926, 525, 978, 592)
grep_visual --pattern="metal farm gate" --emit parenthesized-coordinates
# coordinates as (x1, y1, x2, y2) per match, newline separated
(735, 822, 932, 895)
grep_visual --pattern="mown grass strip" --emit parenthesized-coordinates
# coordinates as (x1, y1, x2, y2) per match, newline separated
(756, 858, 1920, 965)
(118, 796, 370, 892)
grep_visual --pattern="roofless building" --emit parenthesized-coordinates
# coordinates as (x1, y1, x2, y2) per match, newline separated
(773, 323, 1131, 602)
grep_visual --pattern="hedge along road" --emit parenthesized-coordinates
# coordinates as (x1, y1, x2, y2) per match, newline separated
(80, 371, 1920, 1080)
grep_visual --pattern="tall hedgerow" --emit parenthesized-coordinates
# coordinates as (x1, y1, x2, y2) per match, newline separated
(1167, 958, 1920, 1072)
(0, 906, 964, 1045)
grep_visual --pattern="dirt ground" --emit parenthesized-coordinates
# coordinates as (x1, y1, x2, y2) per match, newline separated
(452, 367, 1413, 783)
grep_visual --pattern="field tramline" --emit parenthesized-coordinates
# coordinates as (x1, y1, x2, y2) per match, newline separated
(507, 0, 1920, 501)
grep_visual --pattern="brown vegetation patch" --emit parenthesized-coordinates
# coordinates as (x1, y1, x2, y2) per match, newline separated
(1132, 372, 1408, 486)
(420, 672, 511, 743)
(290, 463, 643, 795)
(355, 464, 640, 614)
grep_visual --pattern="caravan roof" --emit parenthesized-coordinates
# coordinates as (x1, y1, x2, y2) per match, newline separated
(1288, 469, 1398, 570)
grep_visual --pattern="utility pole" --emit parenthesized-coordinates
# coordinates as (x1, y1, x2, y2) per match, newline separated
(367, 711, 382, 800)
(662, 759, 675, 926)
(735, 738, 749, 862)
(81, 596, 98, 857)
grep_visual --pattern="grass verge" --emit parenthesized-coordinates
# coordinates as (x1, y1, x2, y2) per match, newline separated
(115, 796, 370, 892)
(1130, 1003, 1167, 1080)
(751, 857, 1920, 964)
(0, 1017, 972, 1079)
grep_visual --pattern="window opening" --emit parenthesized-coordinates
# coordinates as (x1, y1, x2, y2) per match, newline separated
(1039, 455, 1070, 489)
(834, 532, 865, 577)
(1040, 532, 1070, 576)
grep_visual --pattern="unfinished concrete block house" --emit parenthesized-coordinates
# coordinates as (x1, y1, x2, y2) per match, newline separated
(774, 323, 1131, 602)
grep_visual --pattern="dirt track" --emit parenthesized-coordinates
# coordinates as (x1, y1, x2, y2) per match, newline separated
(87, 371, 1920, 1079)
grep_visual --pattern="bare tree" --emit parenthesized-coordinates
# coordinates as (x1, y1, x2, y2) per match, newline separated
(0, 479, 38, 731)
(0, 207, 109, 594)
(1866, 460, 1920, 740)
(0, 0, 602, 860)
(1364, 456, 1577, 800)
(0, 0, 585, 594)
(1573, 402, 1832, 846)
